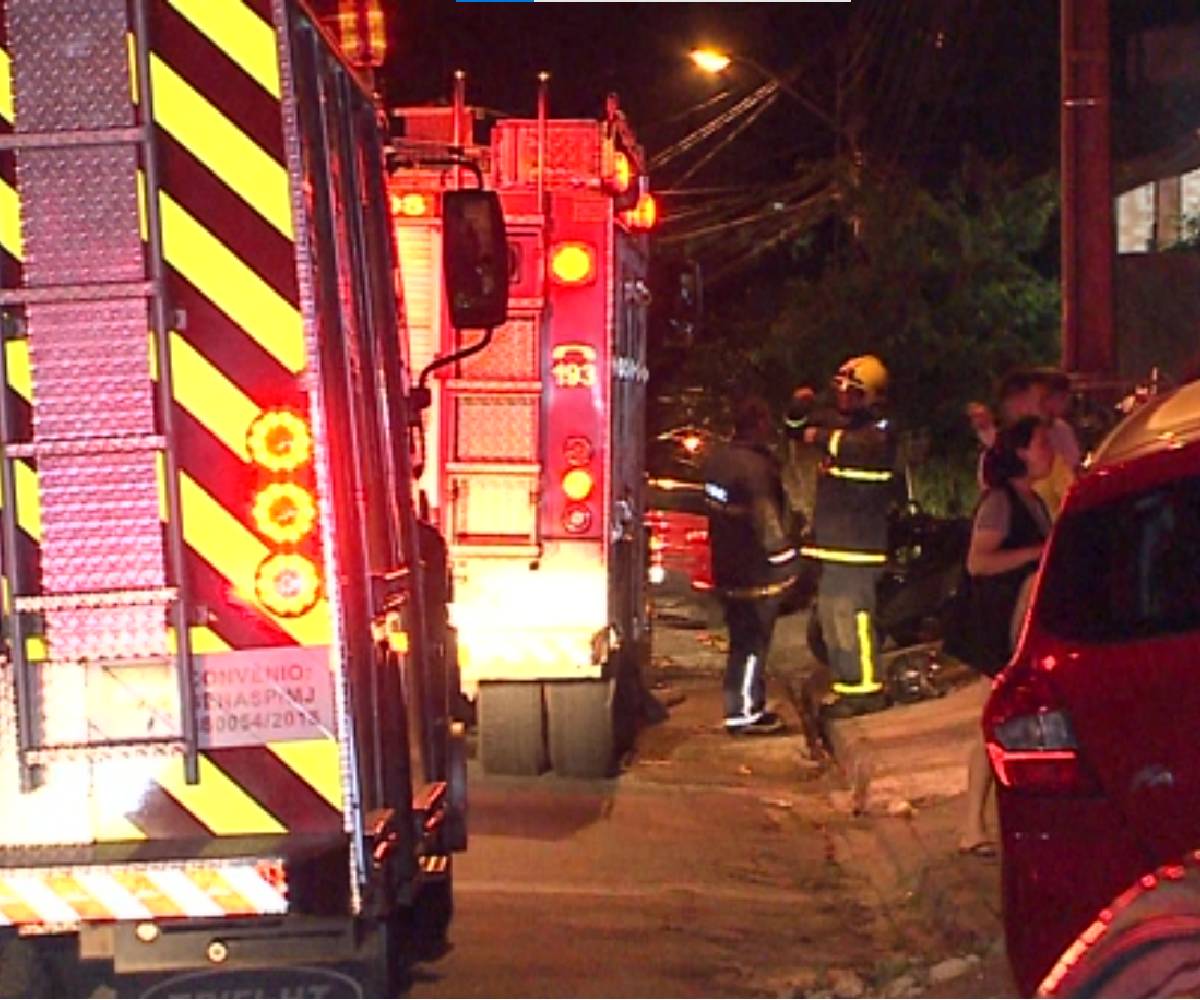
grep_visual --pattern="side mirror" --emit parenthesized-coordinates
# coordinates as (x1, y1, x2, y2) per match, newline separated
(442, 189, 509, 330)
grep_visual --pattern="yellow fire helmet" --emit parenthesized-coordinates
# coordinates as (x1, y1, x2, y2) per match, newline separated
(832, 354, 888, 404)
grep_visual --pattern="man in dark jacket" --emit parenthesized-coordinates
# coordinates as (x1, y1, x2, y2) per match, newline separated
(703, 396, 799, 735)
(787, 355, 901, 718)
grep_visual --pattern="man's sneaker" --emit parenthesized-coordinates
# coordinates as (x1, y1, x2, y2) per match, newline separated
(819, 691, 889, 720)
(725, 710, 786, 736)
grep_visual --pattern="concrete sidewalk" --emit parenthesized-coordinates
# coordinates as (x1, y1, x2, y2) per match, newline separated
(811, 668, 1015, 997)
(820, 679, 984, 814)
(648, 608, 1016, 996)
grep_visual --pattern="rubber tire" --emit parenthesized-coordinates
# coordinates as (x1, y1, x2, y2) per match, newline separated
(545, 678, 616, 779)
(407, 862, 455, 964)
(477, 682, 547, 776)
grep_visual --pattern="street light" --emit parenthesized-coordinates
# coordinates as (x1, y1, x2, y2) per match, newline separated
(689, 48, 731, 74)
(688, 46, 833, 128)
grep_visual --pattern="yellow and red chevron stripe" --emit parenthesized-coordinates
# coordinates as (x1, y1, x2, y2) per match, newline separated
(0, 859, 288, 927)
(0, 0, 347, 847)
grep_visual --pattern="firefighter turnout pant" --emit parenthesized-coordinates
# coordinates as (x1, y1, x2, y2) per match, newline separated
(817, 563, 885, 698)
(721, 594, 783, 726)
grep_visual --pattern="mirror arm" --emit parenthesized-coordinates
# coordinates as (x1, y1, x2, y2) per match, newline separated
(412, 326, 496, 412)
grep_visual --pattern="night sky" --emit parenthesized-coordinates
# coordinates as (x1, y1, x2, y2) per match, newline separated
(380, 1, 1200, 184)
(380, 0, 1067, 202)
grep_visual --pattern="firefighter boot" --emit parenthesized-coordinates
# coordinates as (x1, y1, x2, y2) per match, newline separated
(819, 690, 889, 720)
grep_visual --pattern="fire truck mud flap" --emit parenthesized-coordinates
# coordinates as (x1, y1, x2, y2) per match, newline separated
(477, 682, 548, 776)
(546, 678, 616, 779)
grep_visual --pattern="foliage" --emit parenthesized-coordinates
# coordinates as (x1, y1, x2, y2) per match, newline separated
(1168, 212, 1200, 252)
(669, 154, 1061, 469)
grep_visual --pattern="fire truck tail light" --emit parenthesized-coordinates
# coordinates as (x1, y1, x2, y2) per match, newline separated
(563, 436, 593, 466)
(550, 242, 596, 286)
(252, 482, 317, 545)
(563, 504, 593, 534)
(256, 553, 322, 618)
(391, 191, 432, 218)
(247, 410, 312, 472)
(561, 468, 594, 502)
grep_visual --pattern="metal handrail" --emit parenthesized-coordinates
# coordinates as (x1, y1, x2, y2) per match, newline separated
(131, 0, 199, 785)
(0, 320, 37, 792)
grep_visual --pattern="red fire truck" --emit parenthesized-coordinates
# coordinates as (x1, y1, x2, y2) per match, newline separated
(0, 2, 504, 995)
(389, 79, 658, 778)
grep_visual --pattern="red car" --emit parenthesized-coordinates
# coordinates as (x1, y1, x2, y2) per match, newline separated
(645, 477, 713, 597)
(983, 380, 1200, 996)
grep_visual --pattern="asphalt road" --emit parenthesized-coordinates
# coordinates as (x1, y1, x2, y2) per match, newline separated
(407, 608, 1017, 999)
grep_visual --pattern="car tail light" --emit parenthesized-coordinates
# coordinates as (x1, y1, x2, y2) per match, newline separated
(984, 656, 1100, 794)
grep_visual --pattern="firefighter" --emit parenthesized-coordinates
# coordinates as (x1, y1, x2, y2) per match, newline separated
(703, 396, 800, 735)
(788, 355, 901, 718)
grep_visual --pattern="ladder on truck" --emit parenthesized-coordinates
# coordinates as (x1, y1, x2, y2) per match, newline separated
(0, 0, 196, 790)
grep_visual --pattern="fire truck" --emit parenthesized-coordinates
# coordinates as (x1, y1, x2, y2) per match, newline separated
(0, 1, 502, 995)
(389, 78, 658, 778)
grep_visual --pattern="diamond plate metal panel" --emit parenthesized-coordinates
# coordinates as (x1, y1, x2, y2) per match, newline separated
(455, 397, 537, 462)
(8, 0, 135, 132)
(458, 316, 539, 381)
(28, 301, 156, 438)
(5, 0, 169, 679)
(451, 474, 537, 539)
(16, 149, 144, 286)
(38, 452, 164, 591)
(494, 121, 601, 188)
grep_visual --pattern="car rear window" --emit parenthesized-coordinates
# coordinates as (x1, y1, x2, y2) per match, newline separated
(646, 481, 707, 516)
(1037, 473, 1200, 643)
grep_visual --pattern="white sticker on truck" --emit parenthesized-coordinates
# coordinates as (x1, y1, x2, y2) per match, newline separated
(194, 645, 335, 748)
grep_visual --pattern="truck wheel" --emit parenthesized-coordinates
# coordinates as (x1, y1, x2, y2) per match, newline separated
(362, 915, 404, 997)
(546, 679, 615, 779)
(405, 862, 455, 964)
(477, 682, 547, 776)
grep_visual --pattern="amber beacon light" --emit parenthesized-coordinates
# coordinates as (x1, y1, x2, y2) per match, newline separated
(247, 409, 322, 618)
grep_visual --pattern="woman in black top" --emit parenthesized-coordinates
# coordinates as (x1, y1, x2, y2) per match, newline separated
(959, 415, 1054, 857)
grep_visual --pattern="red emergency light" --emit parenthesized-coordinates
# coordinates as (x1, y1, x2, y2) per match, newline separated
(621, 192, 658, 232)
(247, 410, 312, 473)
(252, 482, 317, 545)
(391, 191, 433, 218)
(246, 410, 323, 618)
(332, 0, 386, 69)
(255, 553, 322, 618)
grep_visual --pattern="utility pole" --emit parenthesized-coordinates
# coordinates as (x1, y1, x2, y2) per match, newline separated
(1060, 0, 1116, 377)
